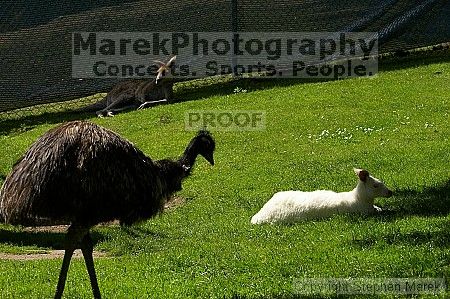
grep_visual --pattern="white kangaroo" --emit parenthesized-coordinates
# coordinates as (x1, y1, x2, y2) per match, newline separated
(251, 169, 393, 224)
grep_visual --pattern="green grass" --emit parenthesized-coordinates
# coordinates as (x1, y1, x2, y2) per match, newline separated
(0, 56, 449, 298)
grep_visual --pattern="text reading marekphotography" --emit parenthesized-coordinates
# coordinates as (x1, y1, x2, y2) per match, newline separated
(293, 278, 446, 295)
(72, 32, 378, 79)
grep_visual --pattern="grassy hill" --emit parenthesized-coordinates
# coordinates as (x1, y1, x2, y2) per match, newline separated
(0, 57, 449, 298)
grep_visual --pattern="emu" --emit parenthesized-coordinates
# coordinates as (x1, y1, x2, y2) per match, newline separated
(251, 169, 393, 224)
(0, 121, 215, 298)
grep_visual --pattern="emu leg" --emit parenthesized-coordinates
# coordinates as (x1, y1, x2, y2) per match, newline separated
(81, 233, 101, 299)
(54, 247, 75, 299)
(54, 226, 87, 299)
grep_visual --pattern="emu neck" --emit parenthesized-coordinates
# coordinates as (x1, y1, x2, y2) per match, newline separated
(154, 159, 185, 196)
(179, 141, 199, 168)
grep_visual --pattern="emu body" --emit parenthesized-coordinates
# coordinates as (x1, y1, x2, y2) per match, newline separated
(0, 120, 215, 298)
(251, 169, 393, 224)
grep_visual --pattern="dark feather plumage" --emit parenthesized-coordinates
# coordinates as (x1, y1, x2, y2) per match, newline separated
(0, 121, 215, 227)
(0, 120, 215, 298)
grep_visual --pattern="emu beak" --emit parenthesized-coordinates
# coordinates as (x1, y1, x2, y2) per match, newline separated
(204, 152, 214, 166)
(386, 189, 393, 198)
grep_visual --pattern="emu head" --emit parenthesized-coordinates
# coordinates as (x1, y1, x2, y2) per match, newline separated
(154, 56, 176, 85)
(158, 130, 215, 194)
(179, 130, 215, 176)
(354, 168, 393, 200)
(191, 130, 215, 166)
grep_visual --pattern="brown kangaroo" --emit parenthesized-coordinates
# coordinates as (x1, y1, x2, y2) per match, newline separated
(79, 56, 177, 117)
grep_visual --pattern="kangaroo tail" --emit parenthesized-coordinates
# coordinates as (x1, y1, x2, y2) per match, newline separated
(74, 97, 107, 113)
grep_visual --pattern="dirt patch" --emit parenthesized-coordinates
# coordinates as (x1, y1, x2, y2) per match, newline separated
(164, 195, 186, 210)
(0, 249, 108, 261)
(0, 196, 186, 260)
(22, 224, 70, 234)
(21, 221, 120, 234)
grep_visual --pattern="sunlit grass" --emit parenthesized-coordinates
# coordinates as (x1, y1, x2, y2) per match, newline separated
(0, 57, 449, 298)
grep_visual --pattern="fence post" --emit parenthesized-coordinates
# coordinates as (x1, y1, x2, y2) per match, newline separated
(231, 0, 239, 77)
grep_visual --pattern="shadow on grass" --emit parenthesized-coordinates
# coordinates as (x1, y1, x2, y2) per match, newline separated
(0, 76, 329, 136)
(380, 179, 450, 218)
(175, 50, 450, 104)
(1, 52, 448, 136)
(350, 180, 450, 249)
(0, 224, 166, 256)
(119, 225, 167, 239)
(0, 110, 94, 136)
(378, 50, 450, 72)
(175, 76, 332, 103)
(230, 293, 356, 299)
(353, 223, 450, 249)
(0, 228, 105, 250)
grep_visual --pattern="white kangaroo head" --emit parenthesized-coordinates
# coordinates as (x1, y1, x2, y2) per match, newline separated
(354, 168, 393, 200)
(154, 56, 176, 84)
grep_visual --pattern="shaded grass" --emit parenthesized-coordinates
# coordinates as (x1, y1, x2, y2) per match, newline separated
(0, 56, 449, 298)
(1, 50, 449, 136)
(0, 227, 106, 254)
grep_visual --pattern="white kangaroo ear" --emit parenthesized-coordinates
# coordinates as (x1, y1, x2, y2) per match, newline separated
(166, 55, 176, 67)
(354, 168, 369, 182)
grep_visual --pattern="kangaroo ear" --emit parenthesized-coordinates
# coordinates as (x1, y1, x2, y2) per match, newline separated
(354, 168, 369, 182)
(153, 60, 165, 67)
(166, 55, 176, 67)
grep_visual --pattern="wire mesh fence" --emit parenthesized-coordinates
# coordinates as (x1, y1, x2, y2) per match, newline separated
(0, 0, 449, 119)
